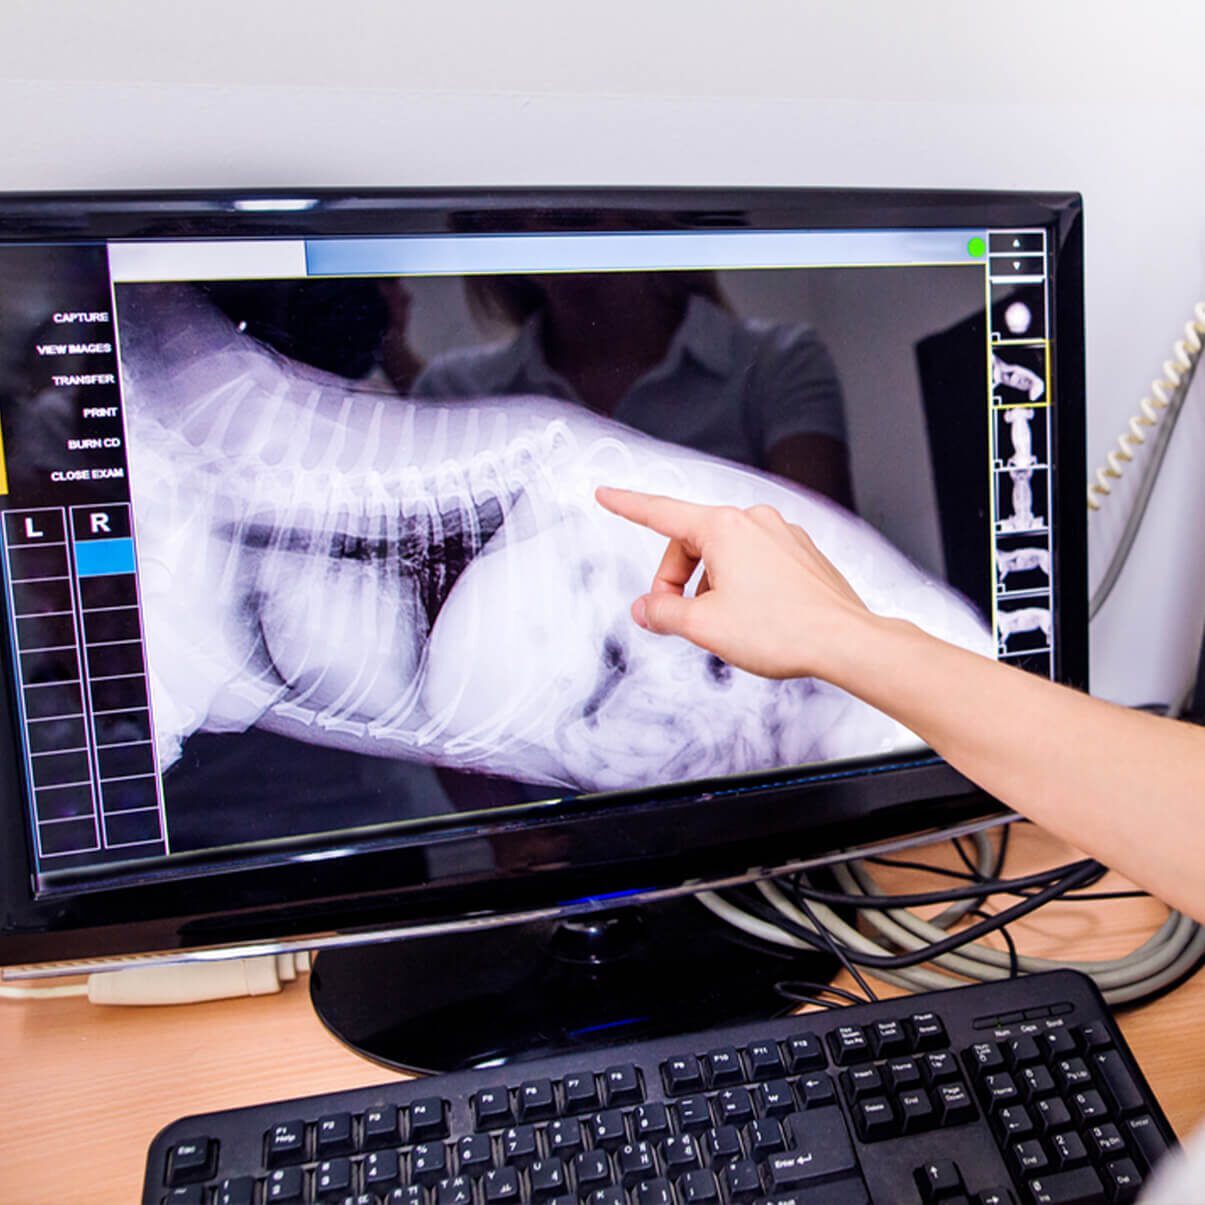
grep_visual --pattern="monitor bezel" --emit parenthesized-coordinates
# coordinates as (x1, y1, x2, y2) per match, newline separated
(0, 186, 1086, 967)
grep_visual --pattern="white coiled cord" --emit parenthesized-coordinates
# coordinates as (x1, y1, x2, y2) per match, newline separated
(1088, 301, 1205, 511)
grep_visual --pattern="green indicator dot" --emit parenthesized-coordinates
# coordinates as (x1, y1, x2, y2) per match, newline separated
(967, 236, 987, 259)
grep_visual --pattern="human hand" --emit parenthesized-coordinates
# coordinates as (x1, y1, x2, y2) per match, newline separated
(595, 486, 874, 682)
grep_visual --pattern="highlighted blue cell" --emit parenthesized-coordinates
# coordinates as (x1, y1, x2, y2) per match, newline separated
(74, 538, 135, 577)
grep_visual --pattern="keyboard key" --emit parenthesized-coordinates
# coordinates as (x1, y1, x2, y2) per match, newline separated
(588, 1189, 626, 1205)
(214, 1178, 255, 1205)
(910, 1012, 948, 1051)
(796, 1073, 836, 1110)
(387, 1189, 425, 1205)
(590, 1109, 626, 1149)
(781, 1108, 857, 1180)
(1007, 1036, 1041, 1068)
(898, 1088, 935, 1134)
(517, 1078, 556, 1121)
(784, 1032, 825, 1072)
(885, 1057, 923, 1092)
(364, 1105, 402, 1147)
(679, 1169, 720, 1202)
(842, 1065, 884, 1103)
(828, 1024, 872, 1065)
(1021, 1065, 1056, 1102)
(705, 1124, 742, 1165)
(1126, 1114, 1171, 1173)
(547, 1116, 583, 1157)
(364, 1150, 400, 1188)
(412, 1142, 449, 1184)
(662, 1132, 701, 1177)
(457, 1132, 493, 1172)
(562, 1071, 598, 1113)
(1011, 1139, 1048, 1176)
(435, 1176, 473, 1205)
(1076, 1021, 1113, 1052)
(1040, 1028, 1078, 1061)
(975, 1189, 1016, 1205)
(760, 1078, 796, 1117)
(995, 1105, 1033, 1141)
(724, 1159, 761, 1202)
(483, 1166, 522, 1202)
(1028, 1166, 1105, 1204)
(870, 1018, 910, 1057)
(1087, 1122, 1127, 1161)
(1093, 1051, 1145, 1116)
(164, 1188, 204, 1205)
(1035, 1097, 1072, 1136)
(316, 1114, 354, 1157)
(662, 1055, 704, 1095)
(675, 1094, 712, 1132)
(716, 1087, 756, 1126)
(410, 1098, 449, 1142)
(745, 1039, 785, 1079)
(502, 1124, 538, 1165)
(572, 1150, 610, 1195)
(745, 1117, 785, 1158)
(166, 1137, 216, 1185)
(922, 1051, 960, 1084)
(1070, 1090, 1108, 1126)
(965, 1041, 1005, 1079)
(603, 1064, 643, 1106)
(981, 1072, 1021, 1111)
(852, 1096, 896, 1142)
(913, 1159, 964, 1201)
(530, 1156, 568, 1198)
(1103, 1158, 1143, 1202)
(1054, 1058, 1092, 1093)
(264, 1167, 304, 1202)
(936, 1081, 977, 1127)
(704, 1047, 743, 1086)
(315, 1158, 352, 1198)
(617, 1142, 656, 1187)
(1050, 1131, 1088, 1170)
(636, 1179, 673, 1205)
(265, 1122, 306, 1168)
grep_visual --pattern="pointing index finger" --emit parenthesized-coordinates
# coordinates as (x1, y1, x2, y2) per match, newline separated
(594, 486, 707, 544)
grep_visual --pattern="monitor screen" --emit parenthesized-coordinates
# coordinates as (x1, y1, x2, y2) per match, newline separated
(0, 189, 1085, 965)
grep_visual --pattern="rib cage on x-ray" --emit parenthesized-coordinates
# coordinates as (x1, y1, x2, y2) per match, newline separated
(117, 285, 994, 796)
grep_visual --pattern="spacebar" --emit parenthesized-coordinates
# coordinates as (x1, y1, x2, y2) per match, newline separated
(767, 1109, 857, 1187)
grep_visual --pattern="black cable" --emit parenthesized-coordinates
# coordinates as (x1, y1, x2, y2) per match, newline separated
(759, 860, 1105, 970)
(790, 859, 1104, 910)
(791, 890, 879, 1002)
(952, 836, 984, 880)
(772, 978, 865, 1008)
(971, 908, 1019, 979)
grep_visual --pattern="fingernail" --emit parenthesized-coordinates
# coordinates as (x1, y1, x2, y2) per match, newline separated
(632, 597, 648, 629)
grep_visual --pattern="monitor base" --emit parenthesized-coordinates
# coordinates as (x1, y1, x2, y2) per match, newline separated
(309, 897, 839, 1074)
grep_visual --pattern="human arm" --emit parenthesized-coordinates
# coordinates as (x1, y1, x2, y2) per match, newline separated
(595, 486, 1205, 922)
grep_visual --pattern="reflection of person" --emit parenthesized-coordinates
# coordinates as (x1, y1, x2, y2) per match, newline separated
(596, 485, 1205, 1203)
(413, 273, 855, 507)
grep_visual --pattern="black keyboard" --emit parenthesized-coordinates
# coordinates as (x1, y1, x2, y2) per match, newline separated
(145, 969, 1176, 1205)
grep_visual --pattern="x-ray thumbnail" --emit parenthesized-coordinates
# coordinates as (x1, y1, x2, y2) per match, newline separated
(992, 347, 1047, 406)
(991, 283, 1046, 341)
(996, 600, 1052, 656)
(995, 534, 1052, 595)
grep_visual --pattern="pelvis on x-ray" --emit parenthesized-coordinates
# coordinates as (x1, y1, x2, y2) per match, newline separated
(118, 285, 993, 795)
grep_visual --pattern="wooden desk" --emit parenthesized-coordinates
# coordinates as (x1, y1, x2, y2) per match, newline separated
(2, 824, 1202, 1203)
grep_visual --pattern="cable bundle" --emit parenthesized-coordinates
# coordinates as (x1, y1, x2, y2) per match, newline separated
(698, 825, 1205, 1008)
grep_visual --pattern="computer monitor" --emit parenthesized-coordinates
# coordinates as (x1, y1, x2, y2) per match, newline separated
(0, 188, 1085, 1069)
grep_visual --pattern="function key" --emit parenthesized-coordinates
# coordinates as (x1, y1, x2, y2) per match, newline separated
(165, 1137, 216, 1185)
(784, 1032, 825, 1072)
(364, 1104, 402, 1147)
(909, 1012, 948, 1051)
(517, 1078, 557, 1122)
(409, 1097, 449, 1141)
(827, 1024, 872, 1065)
(662, 1055, 704, 1095)
(562, 1071, 599, 1113)
(603, 1064, 643, 1106)
(870, 1018, 910, 1058)
(316, 1113, 354, 1157)
(473, 1087, 512, 1129)
(744, 1039, 784, 1079)
(265, 1120, 307, 1168)
(704, 1047, 743, 1086)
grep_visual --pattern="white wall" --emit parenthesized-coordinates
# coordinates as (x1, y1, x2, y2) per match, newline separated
(3, 0, 1203, 704)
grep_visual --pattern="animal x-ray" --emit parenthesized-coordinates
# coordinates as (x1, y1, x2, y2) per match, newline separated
(111, 279, 995, 846)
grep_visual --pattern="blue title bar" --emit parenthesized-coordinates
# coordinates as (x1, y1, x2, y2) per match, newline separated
(305, 229, 987, 278)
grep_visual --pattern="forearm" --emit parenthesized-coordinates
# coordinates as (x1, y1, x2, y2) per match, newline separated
(833, 616, 1205, 921)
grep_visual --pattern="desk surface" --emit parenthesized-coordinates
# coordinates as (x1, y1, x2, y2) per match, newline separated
(3, 824, 1203, 1203)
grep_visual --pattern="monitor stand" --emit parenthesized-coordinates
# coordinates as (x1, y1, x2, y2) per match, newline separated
(310, 896, 839, 1074)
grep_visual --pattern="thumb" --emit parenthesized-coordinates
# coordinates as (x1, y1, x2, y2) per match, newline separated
(634, 592, 697, 638)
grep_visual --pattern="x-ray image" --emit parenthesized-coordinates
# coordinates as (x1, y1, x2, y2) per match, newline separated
(115, 284, 993, 807)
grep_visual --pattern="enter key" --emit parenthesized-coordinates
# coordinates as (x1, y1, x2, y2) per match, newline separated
(767, 1109, 858, 1189)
